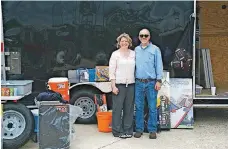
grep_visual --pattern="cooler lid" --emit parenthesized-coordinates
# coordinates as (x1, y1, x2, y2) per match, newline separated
(48, 77, 68, 83)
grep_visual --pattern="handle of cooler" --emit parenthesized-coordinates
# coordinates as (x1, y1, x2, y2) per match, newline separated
(68, 82, 70, 95)
(45, 82, 50, 90)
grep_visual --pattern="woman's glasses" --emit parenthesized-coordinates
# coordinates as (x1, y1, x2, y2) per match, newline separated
(139, 34, 149, 38)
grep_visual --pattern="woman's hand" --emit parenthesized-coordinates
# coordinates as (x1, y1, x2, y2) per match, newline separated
(112, 86, 119, 95)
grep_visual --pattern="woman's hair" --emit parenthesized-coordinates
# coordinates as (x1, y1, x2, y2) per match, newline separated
(116, 33, 132, 48)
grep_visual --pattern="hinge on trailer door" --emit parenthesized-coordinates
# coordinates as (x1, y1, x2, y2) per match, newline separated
(190, 13, 196, 18)
(189, 13, 196, 21)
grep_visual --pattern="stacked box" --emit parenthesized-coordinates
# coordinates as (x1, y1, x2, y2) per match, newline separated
(77, 69, 89, 83)
(88, 69, 96, 82)
(195, 84, 203, 95)
(68, 70, 79, 83)
(1, 87, 18, 96)
(68, 68, 95, 83)
(1, 87, 10, 96)
(95, 66, 109, 82)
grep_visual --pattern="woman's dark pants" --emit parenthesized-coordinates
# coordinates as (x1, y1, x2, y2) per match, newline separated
(112, 84, 135, 137)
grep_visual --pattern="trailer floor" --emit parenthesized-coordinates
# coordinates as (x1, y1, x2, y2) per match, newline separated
(21, 109, 228, 149)
(196, 88, 228, 98)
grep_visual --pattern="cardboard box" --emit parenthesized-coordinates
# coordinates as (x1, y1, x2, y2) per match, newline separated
(78, 69, 89, 82)
(68, 68, 95, 83)
(195, 84, 203, 95)
(95, 66, 109, 82)
(1, 87, 10, 96)
(68, 70, 79, 83)
(88, 69, 96, 82)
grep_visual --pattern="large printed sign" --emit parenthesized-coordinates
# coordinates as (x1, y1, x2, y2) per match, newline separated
(170, 78, 193, 128)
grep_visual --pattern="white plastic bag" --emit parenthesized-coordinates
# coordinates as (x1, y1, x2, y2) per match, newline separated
(69, 105, 83, 125)
(69, 105, 83, 141)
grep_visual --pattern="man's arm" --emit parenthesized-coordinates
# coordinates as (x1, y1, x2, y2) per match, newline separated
(155, 47, 163, 82)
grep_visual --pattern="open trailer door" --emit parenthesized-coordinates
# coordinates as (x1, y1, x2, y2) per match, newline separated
(193, 1, 228, 109)
(194, 1, 228, 103)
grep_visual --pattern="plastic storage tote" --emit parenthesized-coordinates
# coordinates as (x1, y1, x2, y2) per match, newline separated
(1, 80, 33, 96)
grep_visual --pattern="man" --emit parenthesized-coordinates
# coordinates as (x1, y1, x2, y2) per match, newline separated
(134, 28, 163, 139)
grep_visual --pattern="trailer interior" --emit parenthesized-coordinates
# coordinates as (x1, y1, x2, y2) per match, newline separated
(194, 1, 228, 101)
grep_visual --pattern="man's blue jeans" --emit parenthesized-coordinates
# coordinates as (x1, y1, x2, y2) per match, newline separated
(135, 80, 158, 133)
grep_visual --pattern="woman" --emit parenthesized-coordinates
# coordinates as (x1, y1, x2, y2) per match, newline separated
(109, 33, 135, 138)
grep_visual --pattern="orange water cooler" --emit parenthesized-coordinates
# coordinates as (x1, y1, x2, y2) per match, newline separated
(47, 77, 70, 102)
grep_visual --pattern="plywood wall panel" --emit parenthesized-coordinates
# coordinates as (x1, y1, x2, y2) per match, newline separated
(199, 1, 228, 88)
(199, 1, 228, 35)
(201, 37, 228, 88)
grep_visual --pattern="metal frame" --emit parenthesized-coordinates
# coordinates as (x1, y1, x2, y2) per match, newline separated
(194, 104, 228, 108)
(202, 49, 210, 88)
(206, 48, 214, 87)
(195, 96, 228, 100)
(1, 52, 6, 81)
(1, 2, 6, 81)
(192, 0, 197, 99)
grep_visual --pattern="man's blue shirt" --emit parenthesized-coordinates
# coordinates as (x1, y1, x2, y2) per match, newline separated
(135, 43, 163, 80)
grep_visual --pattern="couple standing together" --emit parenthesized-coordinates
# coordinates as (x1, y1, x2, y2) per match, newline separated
(109, 28, 163, 139)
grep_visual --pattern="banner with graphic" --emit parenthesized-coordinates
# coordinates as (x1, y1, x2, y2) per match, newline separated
(157, 71, 171, 129)
(170, 78, 193, 128)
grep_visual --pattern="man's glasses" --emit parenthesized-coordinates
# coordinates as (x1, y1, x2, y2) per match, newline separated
(139, 34, 149, 38)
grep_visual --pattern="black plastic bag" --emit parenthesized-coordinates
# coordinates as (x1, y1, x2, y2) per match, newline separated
(36, 89, 68, 104)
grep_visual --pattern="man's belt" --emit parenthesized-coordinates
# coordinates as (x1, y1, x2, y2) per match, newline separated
(136, 78, 156, 83)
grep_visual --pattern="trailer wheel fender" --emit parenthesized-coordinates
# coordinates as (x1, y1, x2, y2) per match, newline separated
(69, 82, 112, 93)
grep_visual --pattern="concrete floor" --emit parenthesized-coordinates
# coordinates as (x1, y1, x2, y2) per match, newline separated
(21, 108, 228, 149)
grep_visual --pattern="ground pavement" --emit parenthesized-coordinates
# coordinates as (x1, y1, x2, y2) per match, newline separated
(21, 108, 228, 149)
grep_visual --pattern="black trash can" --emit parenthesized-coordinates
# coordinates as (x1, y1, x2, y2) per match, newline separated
(38, 101, 70, 149)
